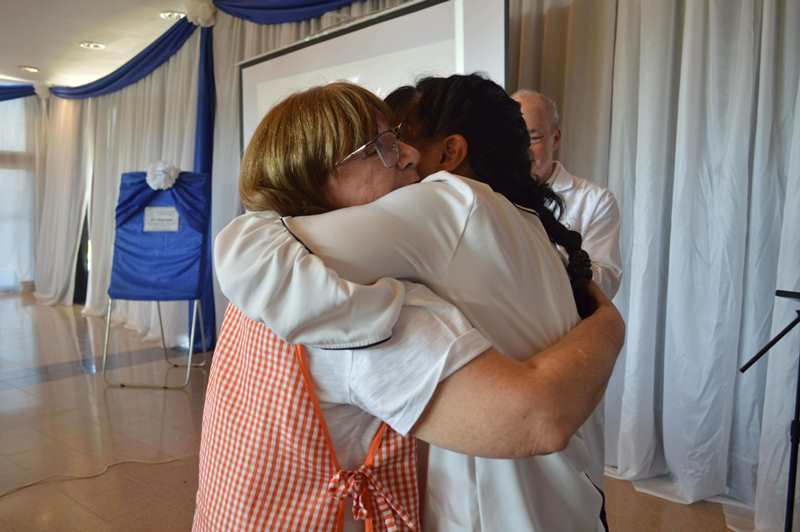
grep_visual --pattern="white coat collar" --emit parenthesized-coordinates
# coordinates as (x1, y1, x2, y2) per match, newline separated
(546, 161, 575, 193)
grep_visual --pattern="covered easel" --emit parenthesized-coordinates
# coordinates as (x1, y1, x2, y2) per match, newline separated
(101, 168, 211, 389)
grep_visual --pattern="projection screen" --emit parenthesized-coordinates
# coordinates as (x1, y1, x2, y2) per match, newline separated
(239, 0, 507, 152)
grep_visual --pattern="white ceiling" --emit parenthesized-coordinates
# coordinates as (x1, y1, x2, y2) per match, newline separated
(0, 0, 187, 87)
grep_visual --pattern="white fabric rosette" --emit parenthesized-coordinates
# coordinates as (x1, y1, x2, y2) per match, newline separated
(185, 0, 217, 27)
(146, 161, 180, 190)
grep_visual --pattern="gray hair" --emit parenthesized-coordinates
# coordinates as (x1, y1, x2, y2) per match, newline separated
(512, 89, 560, 131)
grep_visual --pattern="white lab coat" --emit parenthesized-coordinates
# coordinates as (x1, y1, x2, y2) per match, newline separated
(549, 162, 623, 299)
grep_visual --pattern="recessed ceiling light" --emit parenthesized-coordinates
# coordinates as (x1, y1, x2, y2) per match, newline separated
(19, 65, 40, 73)
(160, 11, 186, 21)
(80, 41, 106, 50)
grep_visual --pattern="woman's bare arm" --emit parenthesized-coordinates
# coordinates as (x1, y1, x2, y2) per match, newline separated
(413, 282, 624, 458)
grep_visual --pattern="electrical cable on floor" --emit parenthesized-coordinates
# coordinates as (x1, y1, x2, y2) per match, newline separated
(0, 456, 189, 499)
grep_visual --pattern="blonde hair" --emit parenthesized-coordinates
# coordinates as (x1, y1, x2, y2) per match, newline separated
(239, 82, 391, 216)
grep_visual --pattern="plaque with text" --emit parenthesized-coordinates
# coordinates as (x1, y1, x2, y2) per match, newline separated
(143, 206, 179, 232)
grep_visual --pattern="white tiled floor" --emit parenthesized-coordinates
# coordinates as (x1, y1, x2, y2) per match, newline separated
(0, 292, 729, 531)
(0, 292, 205, 531)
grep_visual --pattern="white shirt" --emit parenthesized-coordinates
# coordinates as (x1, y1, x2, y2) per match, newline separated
(214, 210, 405, 348)
(286, 172, 605, 531)
(215, 220, 490, 532)
(215, 173, 602, 531)
(307, 283, 490, 532)
(305, 282, 490, 462)
(549, 161, 623, 298)
(288, 172, 578, 358)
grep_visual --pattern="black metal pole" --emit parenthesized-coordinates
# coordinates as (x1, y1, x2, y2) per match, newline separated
(740, 312, 800, 373)
(787, 339, 800, 532)
(740, 302, 800, 532)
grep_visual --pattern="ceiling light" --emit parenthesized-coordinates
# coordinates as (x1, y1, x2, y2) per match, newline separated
(19, 65, 39, 73)
(80, 41, 106, 50)
(160, 11, 186, 21)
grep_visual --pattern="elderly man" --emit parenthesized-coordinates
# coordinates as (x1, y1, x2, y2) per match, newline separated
(513, 90, 622, 298)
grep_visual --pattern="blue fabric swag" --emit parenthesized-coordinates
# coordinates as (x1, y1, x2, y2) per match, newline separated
(214, 0, 357, 24)
(50, 19, 196, 99)
(0, 84, 35, 102)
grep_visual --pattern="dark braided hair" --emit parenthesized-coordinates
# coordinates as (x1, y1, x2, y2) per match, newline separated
(396, 74, 596, 318)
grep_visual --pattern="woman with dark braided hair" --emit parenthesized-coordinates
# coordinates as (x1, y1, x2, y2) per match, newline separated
(214, 76, 622, 531)
(410, 74, 596, 317)
(373, 73, 609, 530)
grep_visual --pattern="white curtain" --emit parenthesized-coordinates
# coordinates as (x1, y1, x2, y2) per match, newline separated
(81, 30, 201, 347)
(210, 0, 411, 324)
(753, 2, 800, 529)
(0, 96, 43, 291)
(509, 0, 800, 529)
(507, 0, 616, 184)
(34, 97, 91, 305)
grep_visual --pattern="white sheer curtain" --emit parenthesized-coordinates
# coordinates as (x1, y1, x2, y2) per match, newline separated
(34, 97, 91, 305)
(210, 0, 410, 324)
(509, 0, 800, 528)
(753, 2, 800, 529)
(81, 30, 201, 347)
(0, 96, 43, 291)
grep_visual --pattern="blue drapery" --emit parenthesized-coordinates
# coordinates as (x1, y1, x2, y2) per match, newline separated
(50, 19, 196, 99)
(214, 0, 356, 24)
(192, 27, 217, 350)
(0, 84, 35, 102)
(109, 172, 211, 302)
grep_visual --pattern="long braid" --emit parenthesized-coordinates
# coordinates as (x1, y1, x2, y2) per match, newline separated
(410, 74, 597, 317)
(488, 155, 596, 318)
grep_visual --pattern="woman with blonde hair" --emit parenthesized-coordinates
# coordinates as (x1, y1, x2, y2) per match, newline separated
(195, 81, 623, 531)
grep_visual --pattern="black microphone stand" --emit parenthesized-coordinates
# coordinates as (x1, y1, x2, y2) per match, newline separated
(740, 290, 800, 532)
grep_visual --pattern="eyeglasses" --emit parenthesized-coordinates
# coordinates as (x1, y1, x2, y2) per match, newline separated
(530, 134, 546, 145)
(336, 126, 401, 168)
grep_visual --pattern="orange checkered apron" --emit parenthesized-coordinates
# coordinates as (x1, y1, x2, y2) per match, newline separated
(193, 305, 421, 532)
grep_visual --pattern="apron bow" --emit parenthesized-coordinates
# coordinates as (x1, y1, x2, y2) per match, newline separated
(327, 464, 416, 531)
